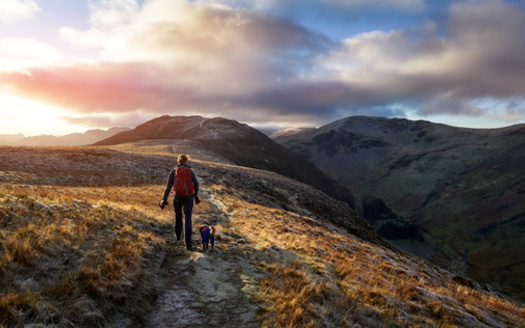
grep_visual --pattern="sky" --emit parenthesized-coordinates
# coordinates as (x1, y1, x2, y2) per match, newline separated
(1, 0, 525, 136)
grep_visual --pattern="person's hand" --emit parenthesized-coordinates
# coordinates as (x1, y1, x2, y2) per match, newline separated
(195, 195, 201, 205)
(159, 200, 168, 209)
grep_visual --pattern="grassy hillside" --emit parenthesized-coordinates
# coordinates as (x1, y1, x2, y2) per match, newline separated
(0, 145, 171, 326)
(0, 144, 524, 327)
(274, 116, 525, 301)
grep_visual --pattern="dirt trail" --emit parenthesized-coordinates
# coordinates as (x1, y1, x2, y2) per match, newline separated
(146, 193, 262, 328)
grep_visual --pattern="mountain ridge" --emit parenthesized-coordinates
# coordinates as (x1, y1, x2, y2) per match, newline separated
(95, 115, 357, 209)
(0, 127, 130, 146)
(0, 133, 24, 144)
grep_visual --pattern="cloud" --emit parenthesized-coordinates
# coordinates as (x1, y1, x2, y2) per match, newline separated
(62, 110, 153, 129)
(490, 99, 525, 123)
(2, 0, 525, 130)
(322, 0, 424, 10)
(0, 38, 64, 70)
(0, 0, 40, 24)
(62, 0, 331, 77)
(211, 0, 425, 12)
(1, 62, 196, 113)
(318, 0, 525, 118)
(4, 0, 331, 121)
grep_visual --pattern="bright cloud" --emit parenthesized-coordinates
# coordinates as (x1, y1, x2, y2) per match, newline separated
(0, 0, 40, 24)
(8, 0, 331, 118)
(0, 38, 64, 71)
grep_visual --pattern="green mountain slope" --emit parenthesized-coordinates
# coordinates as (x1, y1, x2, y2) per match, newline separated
(274, 116, 525, 301)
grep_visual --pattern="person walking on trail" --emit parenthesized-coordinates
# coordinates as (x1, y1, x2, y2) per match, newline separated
(160, 154, 200, 251)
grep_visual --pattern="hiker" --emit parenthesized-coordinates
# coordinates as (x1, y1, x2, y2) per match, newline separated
(199, 225, 215, 252)
(160, 154, 200, 250)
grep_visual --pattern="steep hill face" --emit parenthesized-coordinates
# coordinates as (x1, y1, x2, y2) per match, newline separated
(274, 116, 525, 301)
(96, 115, 355, 208)
(1, 144, 523, 327)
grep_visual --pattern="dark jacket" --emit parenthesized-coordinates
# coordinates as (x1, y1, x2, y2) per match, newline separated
(162, 163, 199, 202)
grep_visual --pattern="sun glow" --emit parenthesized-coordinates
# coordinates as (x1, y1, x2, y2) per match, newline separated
(0, 93, 81, 137)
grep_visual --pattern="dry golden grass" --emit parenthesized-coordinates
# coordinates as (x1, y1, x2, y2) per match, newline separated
(0, 146, 177, 327)
(0, 183, 170, 327)
(214, 188, 525, 328)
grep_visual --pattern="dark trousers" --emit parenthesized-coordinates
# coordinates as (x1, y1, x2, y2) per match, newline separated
(173, 196, 194, 249)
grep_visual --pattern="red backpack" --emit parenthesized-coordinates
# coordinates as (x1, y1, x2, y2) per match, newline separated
(174, 166, 194, 197)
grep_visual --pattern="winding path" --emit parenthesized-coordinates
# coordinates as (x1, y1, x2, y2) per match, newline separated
(146, 193, 260, 328)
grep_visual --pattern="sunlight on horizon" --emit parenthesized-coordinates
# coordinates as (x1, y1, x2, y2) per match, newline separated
(0, 93, 83, 137)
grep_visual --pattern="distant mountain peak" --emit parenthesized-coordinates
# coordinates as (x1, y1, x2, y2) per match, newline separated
(97, 115, 258, 146)
(270, 127, 316, 140)
(1, 128, 130, 147)
(0, 133, 25, 145)
(96, 114, 357, 209)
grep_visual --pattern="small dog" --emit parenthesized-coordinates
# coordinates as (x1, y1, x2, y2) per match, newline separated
(199, 225, 215, 252)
